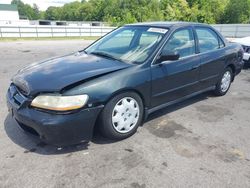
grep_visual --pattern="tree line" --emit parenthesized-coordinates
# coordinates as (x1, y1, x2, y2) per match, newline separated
(11, 0, 250, 26)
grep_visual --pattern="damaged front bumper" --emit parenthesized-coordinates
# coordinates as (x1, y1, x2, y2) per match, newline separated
(6, 84, 103, 146)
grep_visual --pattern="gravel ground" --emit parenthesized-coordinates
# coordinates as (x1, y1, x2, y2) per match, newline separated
(0, 40, 250, 188)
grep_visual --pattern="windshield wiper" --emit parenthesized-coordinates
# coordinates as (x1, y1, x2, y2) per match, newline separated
(90, 51, 124, 62)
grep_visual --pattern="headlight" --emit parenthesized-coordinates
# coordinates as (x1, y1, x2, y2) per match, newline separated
(31, 94, 89, 111)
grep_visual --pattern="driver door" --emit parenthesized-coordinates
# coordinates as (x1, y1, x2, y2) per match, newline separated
(151, 27, 201, 108)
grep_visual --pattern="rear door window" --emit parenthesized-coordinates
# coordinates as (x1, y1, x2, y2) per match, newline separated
(195, 28, 220, 53)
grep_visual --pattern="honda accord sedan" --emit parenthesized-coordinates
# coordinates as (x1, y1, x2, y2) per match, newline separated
(7, 22, 244, 146)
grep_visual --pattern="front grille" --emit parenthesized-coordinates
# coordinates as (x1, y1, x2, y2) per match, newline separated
(16, 85, 29, 96)
(9, 84, 27, 107)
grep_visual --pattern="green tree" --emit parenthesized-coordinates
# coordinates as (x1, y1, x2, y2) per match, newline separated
(187, 0, 229, 24)
(10, 0, 250, 24)
(32, 4, 40, 20)
(60, 1, 82, 21)
(78, 2, 94, 21)
(161, 0, 197, 21)
(45, 7, 61, 20)
(11, 0, 40, 20)
(222, 0, 250, 23)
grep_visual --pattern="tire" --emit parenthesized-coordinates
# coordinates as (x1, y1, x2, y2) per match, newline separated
(98, 92, 144, 140)
(214, 67, 233, 96)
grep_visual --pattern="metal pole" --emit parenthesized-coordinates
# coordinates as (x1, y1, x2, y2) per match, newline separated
(51, 26, 53, 37)
(36, 26, 38, 38)
(18, 26, 21, 38)
(235, 25, 239, 38)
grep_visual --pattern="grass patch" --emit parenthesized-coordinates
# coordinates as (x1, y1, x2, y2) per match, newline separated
(0, 36, 100, 42)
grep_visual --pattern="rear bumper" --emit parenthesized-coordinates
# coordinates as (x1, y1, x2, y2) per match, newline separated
(6, 86, 103, 146)
(234, 61, 244, 76)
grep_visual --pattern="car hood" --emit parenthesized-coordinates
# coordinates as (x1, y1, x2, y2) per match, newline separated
(12, 52, 131, 96)
(232, 37, 250, 46)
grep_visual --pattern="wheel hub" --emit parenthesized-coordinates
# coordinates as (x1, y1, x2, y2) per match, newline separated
(112, 97, 140, 133)
(220, 71, 231, 92)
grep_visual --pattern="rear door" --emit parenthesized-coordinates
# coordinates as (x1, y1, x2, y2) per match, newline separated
(194, 27, 226, 89)
(151, 27, 201, 107)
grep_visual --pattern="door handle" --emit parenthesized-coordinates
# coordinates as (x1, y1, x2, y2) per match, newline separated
(191, 65, 200, 70)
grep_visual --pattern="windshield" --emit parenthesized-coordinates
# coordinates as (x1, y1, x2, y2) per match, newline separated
(85, 26, 168, 64)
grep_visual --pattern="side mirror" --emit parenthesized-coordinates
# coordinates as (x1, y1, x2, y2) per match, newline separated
(158, 51, 180, 62)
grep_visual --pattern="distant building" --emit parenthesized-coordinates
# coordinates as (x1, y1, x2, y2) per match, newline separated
(0, 4, 19, 21)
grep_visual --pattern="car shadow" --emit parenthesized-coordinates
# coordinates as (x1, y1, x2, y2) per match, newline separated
(4, 91, 213, 155)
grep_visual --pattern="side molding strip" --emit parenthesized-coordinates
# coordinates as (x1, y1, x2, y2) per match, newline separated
(147, 86, 215, 114)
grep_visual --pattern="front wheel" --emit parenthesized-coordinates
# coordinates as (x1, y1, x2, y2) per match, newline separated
(214, 67, 233, 96)
(98, 92, 144, 140)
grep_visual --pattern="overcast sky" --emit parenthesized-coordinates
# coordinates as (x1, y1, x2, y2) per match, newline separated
(0, 0, 80, 11)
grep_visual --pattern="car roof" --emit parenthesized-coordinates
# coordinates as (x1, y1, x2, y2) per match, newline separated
(125, 21, 209, 29)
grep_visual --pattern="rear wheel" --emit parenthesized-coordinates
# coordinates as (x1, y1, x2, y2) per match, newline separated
(214, 67, 233, 96)
(99, 92, 143, 140)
